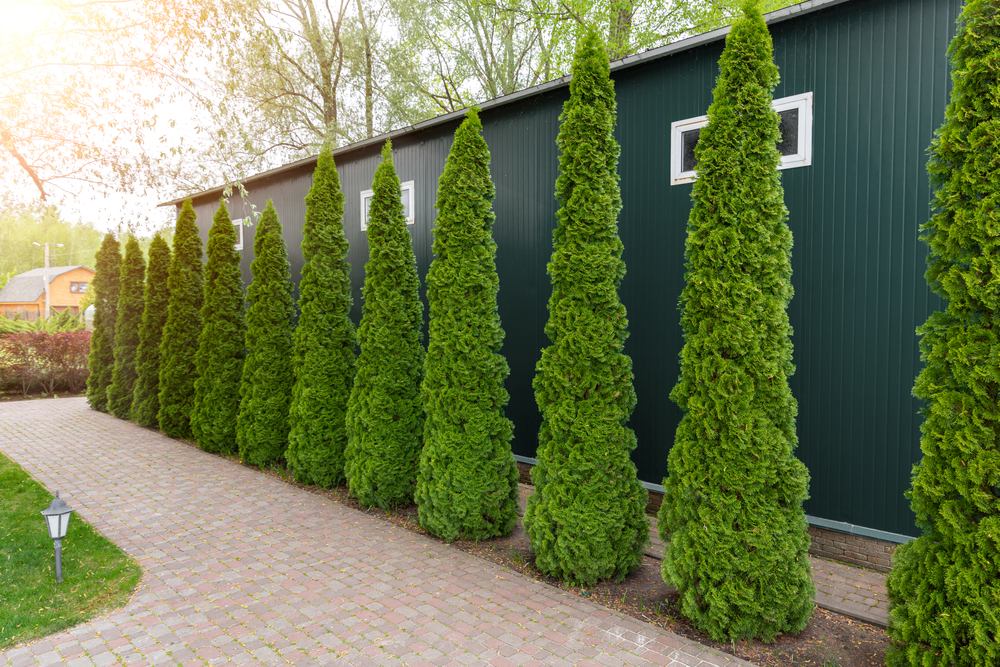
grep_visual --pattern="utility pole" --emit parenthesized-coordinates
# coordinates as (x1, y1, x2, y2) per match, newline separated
(32, 242, 64, 320)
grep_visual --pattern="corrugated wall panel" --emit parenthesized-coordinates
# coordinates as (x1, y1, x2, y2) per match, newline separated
(181, 0, 962, 537)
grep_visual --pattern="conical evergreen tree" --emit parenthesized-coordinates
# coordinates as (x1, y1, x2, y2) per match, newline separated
(132, 234, 171, 427)
(345, 141, 425, 508)
(86, 233, 121, 412)
(524, 31, 648, 587)
(658, 1, 812, 642)
(886, 3, 1000, 665)
(158, 199, 204, 439)
(107, 236, 146, 418)
(236, 200, 295, 468)
(191, 200, 246, 454)
(416, 109, 518, 542)
(286, 148, 356, 487)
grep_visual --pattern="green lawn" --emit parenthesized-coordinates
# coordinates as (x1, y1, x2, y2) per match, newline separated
(0, 452, 141, 649)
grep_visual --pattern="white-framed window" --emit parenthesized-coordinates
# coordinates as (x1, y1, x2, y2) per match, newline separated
(361, 180, 415, 231)
(232, 219, 244, 251)
(670, 91, 814, 186)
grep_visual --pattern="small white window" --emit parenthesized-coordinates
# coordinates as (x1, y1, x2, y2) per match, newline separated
(232, 219, 244, 251)
(361, 181, 416, 231)
(670, 91, 814, 185)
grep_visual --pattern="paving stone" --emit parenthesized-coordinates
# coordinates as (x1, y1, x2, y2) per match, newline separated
(1, 398, 751, 666)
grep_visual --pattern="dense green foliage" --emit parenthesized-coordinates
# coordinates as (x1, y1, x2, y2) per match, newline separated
(106, 236, 146, 419)
(0, 312, 84, 334)
(345, 141, 425, 508)
(886, 3, 1000, 664)
(236, 200, 295, 468)
(658, 1, 812, 642)
(286, 148, 356, 487)
(523, 31, 647, 587)
(85, 233, 121, 412)
(157, 200, 204, 438)
(131, 234, 171, 428)
(0, 452, 141, 649)
(191, 201, 246, 454)
(415, 109, 518, 541)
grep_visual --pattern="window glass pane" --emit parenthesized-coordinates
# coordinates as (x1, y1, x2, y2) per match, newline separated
(401, 189, 411, 220)
(364, 195, 372, 226)
(777, 108, 799, 156)
(80, 283, 88, 292)
(682, 128, 701, 173)
(70, 283, 78, 292)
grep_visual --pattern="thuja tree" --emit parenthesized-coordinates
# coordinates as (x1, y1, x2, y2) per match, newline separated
(345, 141, 425, 508)
(86, 233, 121, 412)
(523, 30, 648, 587)
(886, 3, 1000, 665)
(191, 200, 246, 454)
(236, 200, 295, 468)
(158, 199, 204, 438)
(286, 148, 356, 487)
(131, 233, 171, 427)
(107, 236, 146, 419)
(415, 109, 518, 542)
(658, 1, 812, 642)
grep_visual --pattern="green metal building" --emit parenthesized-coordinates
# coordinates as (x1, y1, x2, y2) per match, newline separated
(169, 0, 963, 543)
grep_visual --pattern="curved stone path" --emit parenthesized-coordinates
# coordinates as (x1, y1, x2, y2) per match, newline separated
(1, 398, 751, 667)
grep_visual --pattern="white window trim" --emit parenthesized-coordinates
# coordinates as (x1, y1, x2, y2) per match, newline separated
(232, 218, 244, 251)
(670, 91, 814, 186)
(361, 180, 416, 231)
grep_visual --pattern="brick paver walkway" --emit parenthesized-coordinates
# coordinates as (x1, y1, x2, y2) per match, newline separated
(1, 398, 751, 667)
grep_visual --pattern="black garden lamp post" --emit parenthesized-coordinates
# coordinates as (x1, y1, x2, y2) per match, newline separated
(40, 491, 74, 583)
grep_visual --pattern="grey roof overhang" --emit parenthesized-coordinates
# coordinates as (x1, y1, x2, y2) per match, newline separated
(160, 0, 851, 208)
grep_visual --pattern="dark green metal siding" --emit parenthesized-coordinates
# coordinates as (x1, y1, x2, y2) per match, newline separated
(185, 0, 961, 538)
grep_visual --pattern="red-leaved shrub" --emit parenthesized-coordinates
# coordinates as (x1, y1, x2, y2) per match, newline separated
(0, 331, 92, 395)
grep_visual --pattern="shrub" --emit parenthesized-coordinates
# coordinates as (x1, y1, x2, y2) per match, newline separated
(107, 236, 146, 419)
(131, 233, 171, 428)
(415, 108, 518, 542)
(158, 200, 204, 438)
(86, 233, 121, 412)
(0, 332, 91, 395)
(236, 200, 295, 468)
(191, 200, 246, 454)
(345, 141, 425, 509)
(886, 2, 1000, 665)
(523, 30, 648, 587)
(286, 148, 356, 487)
(658, 1, 813, 643)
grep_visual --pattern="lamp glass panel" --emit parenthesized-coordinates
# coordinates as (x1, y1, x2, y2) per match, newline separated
(59, 512, 70, 538)
(45, 514, 59, 539)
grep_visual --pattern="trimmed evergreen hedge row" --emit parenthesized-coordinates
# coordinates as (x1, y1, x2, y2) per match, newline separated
(86, 233, 121, 412)
(192, 201, 246, 454)
(658, 1, 813, 643)
(524, 29, 649, 588)
(131, 233, 171, 428)
(886, 2, 1000, 664)
(158, 200, 204, 439)
(286, 147, 357, 488)
(416, 108, 519, 543)
(345, 142, 425, 509)
(237, 200, 295, 469)
(107, 236, 146, 419)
